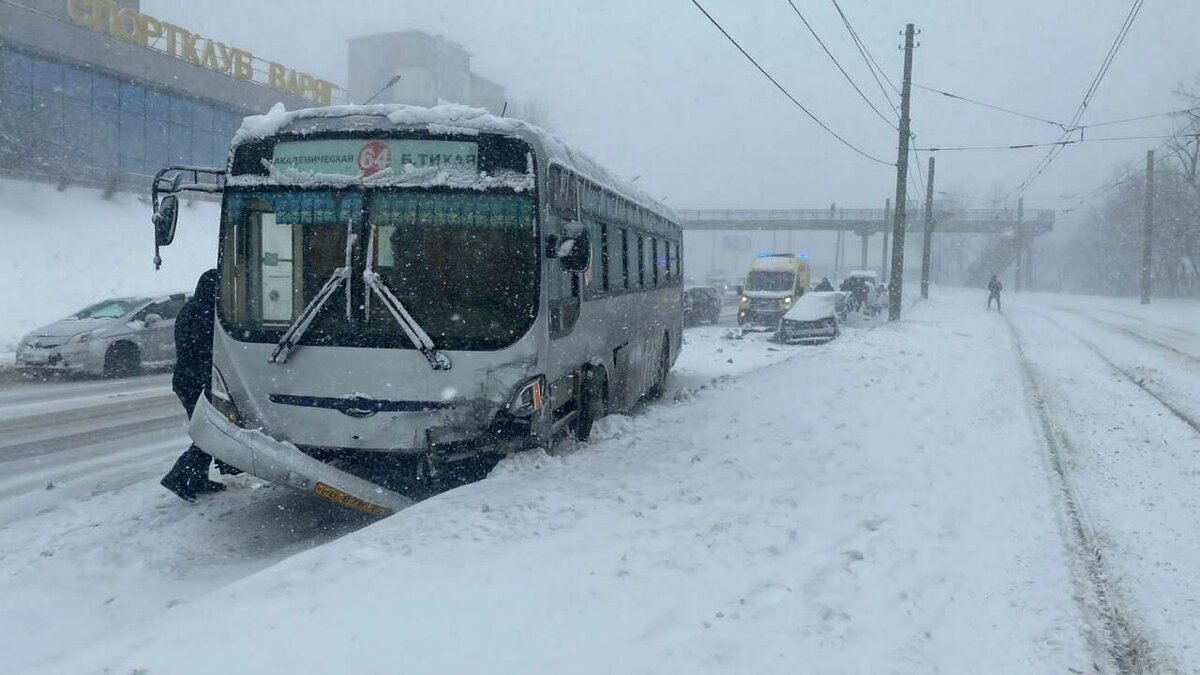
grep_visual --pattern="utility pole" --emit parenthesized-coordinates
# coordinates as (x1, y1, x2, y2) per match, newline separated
(888, 23, 916, 321)
(1015, 198, 1023, 293)
(881, 198, 890, 282)
(1141, 149, 1155, 304)
(920, 156, 935, 299)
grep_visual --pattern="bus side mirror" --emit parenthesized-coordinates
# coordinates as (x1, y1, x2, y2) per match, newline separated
(153, 195, 179, 247)
(548, 223, 591, 273)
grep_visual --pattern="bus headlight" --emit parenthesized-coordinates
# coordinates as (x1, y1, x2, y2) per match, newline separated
(508, 376, 546, 417)
(783, 296, 793, 305)
(210, 366, 242, 426)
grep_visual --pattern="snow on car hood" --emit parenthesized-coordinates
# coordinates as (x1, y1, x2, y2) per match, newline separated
(782, 292, 846, 322)
(29, 317, 113, 339)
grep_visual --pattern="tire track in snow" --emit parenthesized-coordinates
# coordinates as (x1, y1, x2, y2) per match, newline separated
(1034, 310, 1200, 437)
(1004, 312, 1165, 675)
(1058, 307, 1200, 364)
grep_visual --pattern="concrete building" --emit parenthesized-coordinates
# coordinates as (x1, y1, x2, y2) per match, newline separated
(348, 31, 505, 113)
(0, 0, 346, 190)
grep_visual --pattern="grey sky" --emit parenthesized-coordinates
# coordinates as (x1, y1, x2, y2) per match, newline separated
(146, 0, 1200, 231)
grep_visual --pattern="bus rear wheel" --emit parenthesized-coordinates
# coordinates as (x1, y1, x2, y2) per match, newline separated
(646, 340, 670, 401)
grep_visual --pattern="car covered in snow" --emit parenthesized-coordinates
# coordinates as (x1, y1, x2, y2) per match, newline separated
(15, 294, 189, 377)
(775, 291, 848, 344)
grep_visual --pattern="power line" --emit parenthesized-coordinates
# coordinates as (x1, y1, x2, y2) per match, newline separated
(783, 0, 897, 129)
(919, 134, 1173, 152)
(829, 0, 900, 113)
(1006, 0, 1144, 200)
(1082, 107, 1200, 130)
(913, 83, 1194, 134)
(912, 83, 1070, 129)
(1069, 0, 1144, 129)
(687, 0, 893, 166)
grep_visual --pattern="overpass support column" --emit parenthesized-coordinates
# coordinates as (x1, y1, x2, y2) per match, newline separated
(1027, 239, 1035, 291)
(859, 232, 869, 271)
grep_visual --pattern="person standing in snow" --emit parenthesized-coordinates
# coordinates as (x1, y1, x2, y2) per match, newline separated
(987, 274, 1003, 310)
(814, 277, 835, 292)
(160, 269, 229, 501)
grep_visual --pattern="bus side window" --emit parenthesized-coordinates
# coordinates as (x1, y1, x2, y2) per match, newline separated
(650, 238, 659, 287)
(639, 235, 649, 288)
(663, 241, 671, 285)
(674, 240, 682, 282)
(584, 219, 604, 298)
(632, 234, 644, 289)
(621, 228, 632, 289)
(599, 223, 610, 292)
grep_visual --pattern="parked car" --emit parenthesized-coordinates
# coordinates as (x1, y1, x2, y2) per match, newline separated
(15, 293, 190, 377)
(684, 286, 723, 325)
(775, 291, 848, 345)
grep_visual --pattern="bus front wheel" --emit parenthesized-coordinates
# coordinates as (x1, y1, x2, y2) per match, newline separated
(571, 367, 606, 442)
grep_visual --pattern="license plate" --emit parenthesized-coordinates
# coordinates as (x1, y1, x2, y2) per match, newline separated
(19, 352, 49, 364)
(314, 482, 393, 517)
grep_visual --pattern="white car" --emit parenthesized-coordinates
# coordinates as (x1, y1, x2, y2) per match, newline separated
(15, 294, 189, 377)
(775, 291, 848, 344)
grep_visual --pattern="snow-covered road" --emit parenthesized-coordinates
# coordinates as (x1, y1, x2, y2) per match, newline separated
(0, 321, 790, 673)
(6, 288, 1200, 674)
(1007, 294, 1200, 672)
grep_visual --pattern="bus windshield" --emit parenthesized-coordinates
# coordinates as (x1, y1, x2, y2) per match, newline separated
(219, 189, 537, 351)
(745, 270, 795, 292)
(366, 191, 537, 349)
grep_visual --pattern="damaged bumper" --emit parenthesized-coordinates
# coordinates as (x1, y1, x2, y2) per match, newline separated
(189, 396, 411, 517)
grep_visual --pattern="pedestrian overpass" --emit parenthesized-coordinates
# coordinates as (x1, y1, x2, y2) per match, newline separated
(676, 205, 1054, 287)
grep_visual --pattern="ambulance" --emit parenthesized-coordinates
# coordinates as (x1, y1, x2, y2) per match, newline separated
(737, 254, 811, 327)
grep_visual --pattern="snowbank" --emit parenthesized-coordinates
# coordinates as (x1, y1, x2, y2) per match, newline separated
(0, 179, 219, 362)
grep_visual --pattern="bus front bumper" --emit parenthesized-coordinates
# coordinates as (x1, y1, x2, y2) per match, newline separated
(188, 396, 411, 517)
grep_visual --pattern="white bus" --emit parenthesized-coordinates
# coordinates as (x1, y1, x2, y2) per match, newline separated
(150, 104, 683, 516)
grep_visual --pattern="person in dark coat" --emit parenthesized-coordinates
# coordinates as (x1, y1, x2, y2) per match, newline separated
(160, 269, 227, 502)
(987, 274, 1004, 310)
(814, 277, 835, 292)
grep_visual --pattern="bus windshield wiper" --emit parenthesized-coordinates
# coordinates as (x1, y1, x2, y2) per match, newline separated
(270, 221, 356, 365)
(363, 225, 452, 371)
(269, 265, 350, 364)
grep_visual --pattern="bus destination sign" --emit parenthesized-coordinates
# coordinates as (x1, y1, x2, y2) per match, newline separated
(272, 140, 480, 178)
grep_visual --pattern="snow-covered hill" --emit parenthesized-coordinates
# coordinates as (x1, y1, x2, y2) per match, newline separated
(0, 179, 219, 361)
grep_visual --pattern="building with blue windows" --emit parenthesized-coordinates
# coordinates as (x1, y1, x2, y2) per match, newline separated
(0, 0, 336, 191)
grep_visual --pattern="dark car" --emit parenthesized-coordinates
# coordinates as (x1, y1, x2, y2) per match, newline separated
(684, 286, 723, 326)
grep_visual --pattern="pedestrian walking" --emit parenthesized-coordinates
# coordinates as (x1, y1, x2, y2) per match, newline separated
(160, 269, 228, 502)
(987, 274, 1003, 311)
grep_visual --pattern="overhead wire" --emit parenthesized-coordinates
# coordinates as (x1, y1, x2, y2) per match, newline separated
(919, 134, 1174, 152)
(783, 0, 897, 130)
(687, 0, 894, 167)
(829, 0, 900, 113)
(1005, 0, 1144, 201)
(912, 83, 1070, 130)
